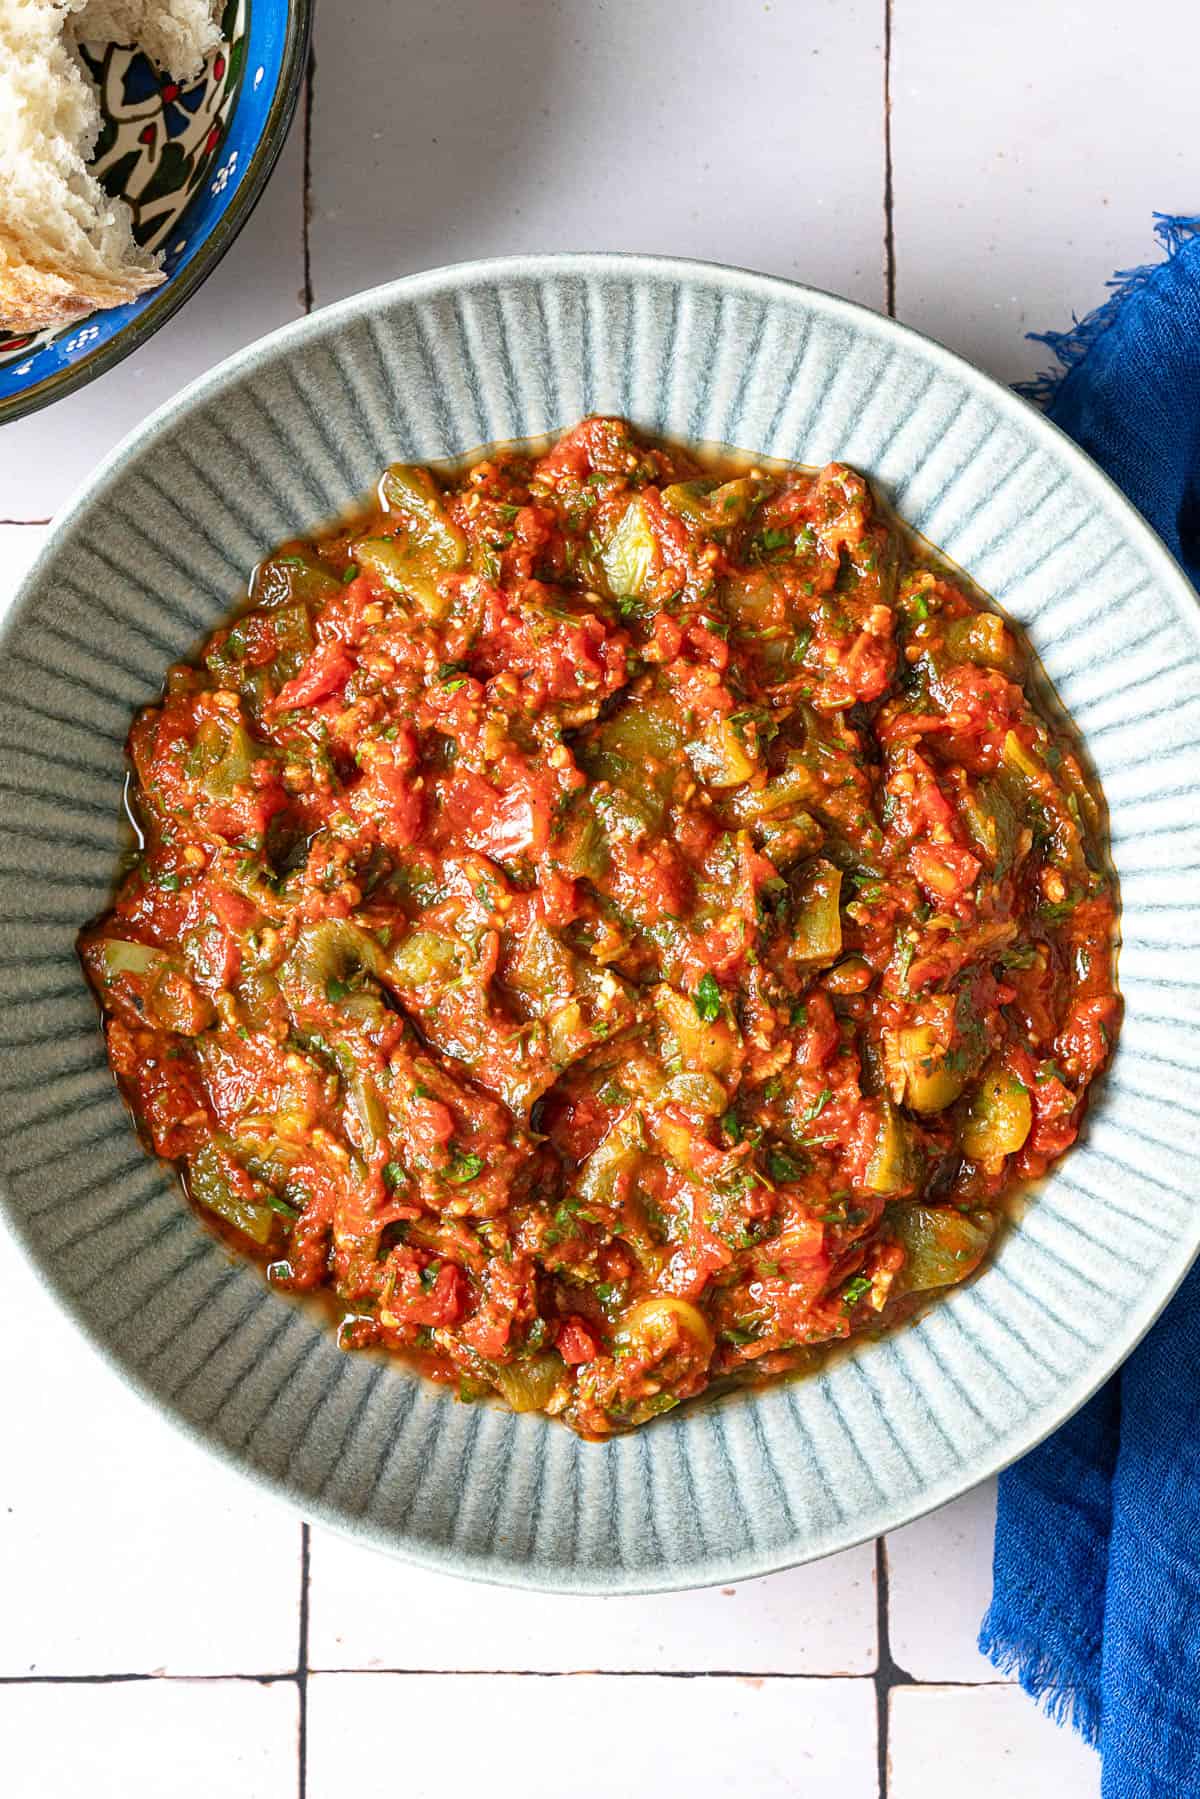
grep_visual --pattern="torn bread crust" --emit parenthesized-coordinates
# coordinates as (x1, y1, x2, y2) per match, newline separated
(0, 233, 164, 334)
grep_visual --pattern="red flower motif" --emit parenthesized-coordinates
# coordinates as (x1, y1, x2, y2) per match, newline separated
(161, 82, 180, 102)
(205, 123, 221, 153)
(139, 123, 155, 145)
(213, 52, 226, 80)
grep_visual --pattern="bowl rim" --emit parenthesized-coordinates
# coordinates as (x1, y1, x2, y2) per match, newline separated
(0, 0, 314, 429)
(4, 251, 1200, 1591)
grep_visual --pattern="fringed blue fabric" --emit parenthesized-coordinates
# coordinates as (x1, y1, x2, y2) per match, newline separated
(980, 216, 1200, 1797)
(1018, 214, 1200, 409)
(1015, 213, 1200, 585)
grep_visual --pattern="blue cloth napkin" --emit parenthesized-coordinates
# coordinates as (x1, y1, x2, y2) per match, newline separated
(979, 215, 1200, 1797)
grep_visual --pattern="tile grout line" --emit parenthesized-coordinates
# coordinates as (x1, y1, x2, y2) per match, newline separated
(0, 1672, 299, 1687)
(874, 1536, 918, 1798)
(872, 1533, 1005, 1792)
(0, 1667, 1018, 1687)
(882, 0, 896, 317)
(302, 1667, 886, 1681)
(297, 1525, 311, 1799)
(875, 1539, 890, 1796)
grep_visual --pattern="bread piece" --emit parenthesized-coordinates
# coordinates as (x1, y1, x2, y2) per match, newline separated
(72, 0, 221, 83)
(0, 0, 219, 335)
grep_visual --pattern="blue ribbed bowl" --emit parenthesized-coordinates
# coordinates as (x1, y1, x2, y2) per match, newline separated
(2, 256, 1198, 1591)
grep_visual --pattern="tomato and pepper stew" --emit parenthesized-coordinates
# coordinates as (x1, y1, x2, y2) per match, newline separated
(80, 416, 1120, 1436)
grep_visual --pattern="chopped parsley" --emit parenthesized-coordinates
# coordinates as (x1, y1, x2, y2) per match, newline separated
(802, 1087, 833, 1126)
(720, 1108, 743, 1143)
(693, 971, 722, 1022)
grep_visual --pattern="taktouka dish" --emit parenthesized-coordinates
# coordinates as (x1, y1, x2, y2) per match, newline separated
(80, 415, 1119, 1437)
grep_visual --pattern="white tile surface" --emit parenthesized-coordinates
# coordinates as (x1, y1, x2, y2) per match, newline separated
(308, 1529, 877, 1674)
(0, 108, 308, 522)
(0, 1233, 302, 1676)
(0, 523, 47, 600)
(307, 1672, 878, 1799)
(308, 0, 887, 311)
(0, 1678, 298, 1799)
(886, 1480, 1009, 1683)
(892, 0, 1200, 386)
(889, 1685, 1101, 1799)
(0, 7, 1170, 1792)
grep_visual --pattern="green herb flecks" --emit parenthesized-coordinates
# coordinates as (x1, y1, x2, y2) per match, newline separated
(693, 972, 722, 1022)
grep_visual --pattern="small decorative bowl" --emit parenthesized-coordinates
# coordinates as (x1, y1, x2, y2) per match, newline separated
(2, 256, 1199, 1592)
(0, 0, 311, 426)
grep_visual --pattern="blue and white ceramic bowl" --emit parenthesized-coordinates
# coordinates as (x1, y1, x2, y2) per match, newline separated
(0, 0, 311, 425)
(2, 256, 1199, 1592)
